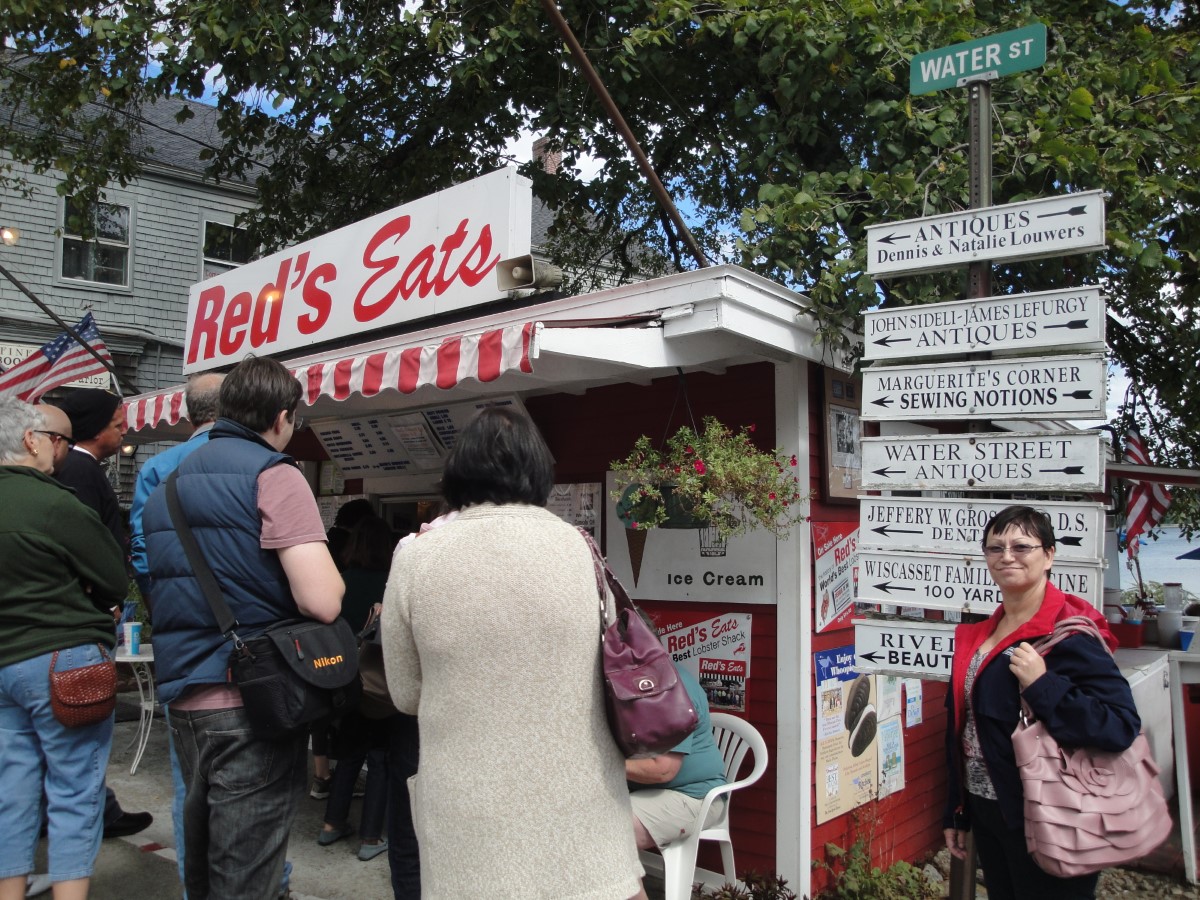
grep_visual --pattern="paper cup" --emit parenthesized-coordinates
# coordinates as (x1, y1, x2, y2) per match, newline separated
(123, 621, 142, 655)
(1182, 616, 1199, 651)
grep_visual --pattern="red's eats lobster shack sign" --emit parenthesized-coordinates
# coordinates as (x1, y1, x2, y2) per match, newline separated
(184, 168, 533, 373)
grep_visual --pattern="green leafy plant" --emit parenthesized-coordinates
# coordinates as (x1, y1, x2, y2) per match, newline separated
(812, 838, 939, 900)
(691, 872, 799, 899)
(610, 417, 806, 539)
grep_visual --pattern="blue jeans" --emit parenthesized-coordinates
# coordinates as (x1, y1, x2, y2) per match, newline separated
(170, 706, 306, 900)
(0, 644, 114, 882)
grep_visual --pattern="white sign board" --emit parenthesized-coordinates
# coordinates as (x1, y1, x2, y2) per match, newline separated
(184, 168, 532, 372)
(862, 286, 1105, 361)
(0, 342, 109, 389)
(857, 550, 1104, 611)
(854, 619, 957, 680)
(866, 191, 1106, 278)
(861, 431, 1105, 492)
(861, 353, 1106, 421)
(858, 496, 1107, 561)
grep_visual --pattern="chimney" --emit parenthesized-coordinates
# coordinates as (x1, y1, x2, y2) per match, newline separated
(532, 136, 562, 175)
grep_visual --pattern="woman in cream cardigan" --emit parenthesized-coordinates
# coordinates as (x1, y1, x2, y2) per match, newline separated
(381, 407, 645, 900)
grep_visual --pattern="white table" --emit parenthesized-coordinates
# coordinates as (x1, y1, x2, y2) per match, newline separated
(115, 643, 155, 775)
(1169, 648, 1200, 884)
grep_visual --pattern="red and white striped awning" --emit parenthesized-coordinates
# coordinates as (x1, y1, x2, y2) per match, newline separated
(125, 322, 539, 433)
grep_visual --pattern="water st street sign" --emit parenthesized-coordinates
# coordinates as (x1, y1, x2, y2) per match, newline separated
(866, 191, 1106, 278)
(862, 286, 1105, 362)
(854, 619, 957, 681)
(861, 353, 1106, 422)
(910, 23, 1048, 96)
(858, 497, 1107, 561)
(861, 430, 1105, 492)
(857, 550, 1104, 611)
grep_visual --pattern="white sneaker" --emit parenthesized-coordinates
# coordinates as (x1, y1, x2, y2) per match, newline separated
(26, 874, 52, 898)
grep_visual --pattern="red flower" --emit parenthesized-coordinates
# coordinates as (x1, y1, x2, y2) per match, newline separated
(674, 465, 681, 474)
(693, 460, 707, 475)
(685, 445, 695, 455)
(748, 424, 756, 432)
(789, 455, 798, 466)
(769, 492, 776, 500)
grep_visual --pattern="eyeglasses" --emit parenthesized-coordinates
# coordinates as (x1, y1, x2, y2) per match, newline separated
(35, 430, 76, 449)
(293, 416, 306, 431)
(983, 543, 1044, 558)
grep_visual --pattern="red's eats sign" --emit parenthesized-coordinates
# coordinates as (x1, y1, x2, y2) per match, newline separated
(184, 168, 532, 373)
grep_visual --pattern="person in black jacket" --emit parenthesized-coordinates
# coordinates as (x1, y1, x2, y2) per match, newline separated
(943, 505, 1140, 900)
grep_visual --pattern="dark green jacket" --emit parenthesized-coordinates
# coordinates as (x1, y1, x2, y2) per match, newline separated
(0, 465, 127, 668)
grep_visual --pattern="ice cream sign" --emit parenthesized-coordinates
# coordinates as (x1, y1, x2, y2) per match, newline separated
(183, 168, 533, 373)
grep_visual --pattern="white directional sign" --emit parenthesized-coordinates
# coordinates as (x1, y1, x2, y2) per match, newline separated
(862, 286, 1105, 361)
(857, 550, 1104, 611)
(861, 431, 1105, 492)
(861, 353, 1106, 422)
(866, 191, 1106, 278)
(858, 497, 1107, 561)
(854, 619, 957, 681)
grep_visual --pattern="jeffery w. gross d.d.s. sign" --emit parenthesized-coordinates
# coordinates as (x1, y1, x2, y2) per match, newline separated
(183, 168, 532, 373)
(866, 191, 1106, 278)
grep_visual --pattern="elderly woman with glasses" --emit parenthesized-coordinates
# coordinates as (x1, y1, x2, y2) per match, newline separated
(0, 397, 128, 900)
(942, 505, 1140, 900)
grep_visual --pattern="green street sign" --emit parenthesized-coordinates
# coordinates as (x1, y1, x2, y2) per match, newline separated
(910, 23, 1047, 95)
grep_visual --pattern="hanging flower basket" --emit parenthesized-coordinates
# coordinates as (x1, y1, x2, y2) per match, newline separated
(611, 416, 807, 541)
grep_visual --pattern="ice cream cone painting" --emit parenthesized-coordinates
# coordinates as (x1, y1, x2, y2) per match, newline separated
(624, 527, 649, 586)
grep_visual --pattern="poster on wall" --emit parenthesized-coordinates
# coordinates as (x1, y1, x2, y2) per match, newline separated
(547, 483, 600, 537)
(814, 646, 878, 825)
(824, 371, 862, 501)
(877, 717, 905, 799)
(650, 610, 753, 712)
(604, 473, 777, 604)
(813, 522, 858, 632)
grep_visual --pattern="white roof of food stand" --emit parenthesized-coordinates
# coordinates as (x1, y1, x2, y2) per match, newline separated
(125, 265, 824, 441)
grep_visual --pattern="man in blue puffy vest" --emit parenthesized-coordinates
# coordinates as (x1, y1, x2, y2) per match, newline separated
(143, 356, 344, 900)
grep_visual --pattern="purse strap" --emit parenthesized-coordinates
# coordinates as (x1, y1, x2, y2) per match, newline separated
(1020, 614, 1112, 725)
(165, 471, 243, 645)
(577, 527, 634, 638)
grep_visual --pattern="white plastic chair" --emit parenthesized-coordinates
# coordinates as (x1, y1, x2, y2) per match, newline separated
(647, 712, 770, 900)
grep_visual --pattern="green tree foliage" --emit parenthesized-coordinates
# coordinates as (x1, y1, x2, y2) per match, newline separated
(2, 0, 1198, 521)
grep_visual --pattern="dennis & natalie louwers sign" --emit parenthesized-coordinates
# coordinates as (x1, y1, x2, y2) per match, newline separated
(183, 168, 533, 373)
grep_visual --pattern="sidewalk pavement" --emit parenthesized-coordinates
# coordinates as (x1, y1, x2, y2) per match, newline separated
(78, 697, 393, 900)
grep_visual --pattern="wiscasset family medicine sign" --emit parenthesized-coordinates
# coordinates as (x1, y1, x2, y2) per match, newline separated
(183, 168, 532, 373)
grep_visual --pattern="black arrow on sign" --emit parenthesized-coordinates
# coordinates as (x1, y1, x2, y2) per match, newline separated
(1040, 466, 1085, 475)
(1061, 390, 1094, 400)
(1044, 319, 1090, 331)
(1037, 205, 1088, 219)
(859, 651, 884, 663)
(1059, 536, 1083, 547)
(872, 467, 906, 478)
(871, 396, 895, 408)
(876, 233, 912, 245)
(872, 524, 924, 537)
(872, 335, 912, 348)
(873, 581, 916, 594)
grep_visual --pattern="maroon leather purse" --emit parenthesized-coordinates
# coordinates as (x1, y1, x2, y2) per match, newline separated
(579, 529, 699, 758)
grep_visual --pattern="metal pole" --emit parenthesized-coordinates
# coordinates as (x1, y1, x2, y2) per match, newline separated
(537, 0, 710, 269)
(0, 260, 122, 396)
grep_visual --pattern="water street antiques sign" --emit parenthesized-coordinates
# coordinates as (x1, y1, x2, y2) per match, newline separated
(866, 191, 1106, 278)
(857, 550, 1104, 611)
(854, 619, 958, 681)
(858, 496, 1107, 561)
(860, 431, 1105, 492)
(862, 286, 1105, 362)
(861, 353, 1106, 421)
(910, 23, 1048, 96)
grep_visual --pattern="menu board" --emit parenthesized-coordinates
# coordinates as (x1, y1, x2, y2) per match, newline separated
(313, 396, 525, 479)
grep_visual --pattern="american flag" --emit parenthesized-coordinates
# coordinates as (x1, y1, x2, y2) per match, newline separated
(1123, 428, 1172, 557)
(0, 313, 114, 402)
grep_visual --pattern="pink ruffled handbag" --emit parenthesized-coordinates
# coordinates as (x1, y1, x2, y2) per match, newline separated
(1012, 615, 1171, 877)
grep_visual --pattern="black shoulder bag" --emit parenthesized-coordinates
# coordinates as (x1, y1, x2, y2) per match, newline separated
(165, 471, 360, 740)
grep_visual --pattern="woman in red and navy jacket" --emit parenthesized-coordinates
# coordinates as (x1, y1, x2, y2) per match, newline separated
(943, 505, 1140, 900)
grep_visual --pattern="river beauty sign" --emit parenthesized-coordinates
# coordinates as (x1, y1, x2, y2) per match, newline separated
(866, 191, 1106, 278)
(910, 23, 1048, 95)
(854, 619, 957, 680)
(857, 551, 1104, 611)
(860, 430, 1105, 492)
(862, 286, 1105, 362)
(861, 353, 1106, 421)
(858, 497, 1107, 561)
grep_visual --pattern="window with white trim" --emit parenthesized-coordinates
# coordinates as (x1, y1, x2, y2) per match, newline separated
(61, 198, 130, 286)
(202, 221, 254, 278)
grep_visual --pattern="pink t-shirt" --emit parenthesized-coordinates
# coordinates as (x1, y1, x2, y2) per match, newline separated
(174, 462, 327, 711)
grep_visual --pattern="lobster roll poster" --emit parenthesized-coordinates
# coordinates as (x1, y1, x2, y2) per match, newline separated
(814, 646, 879, 824)
(813, 521, 858, 633)
(648, 610, 753, 713)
